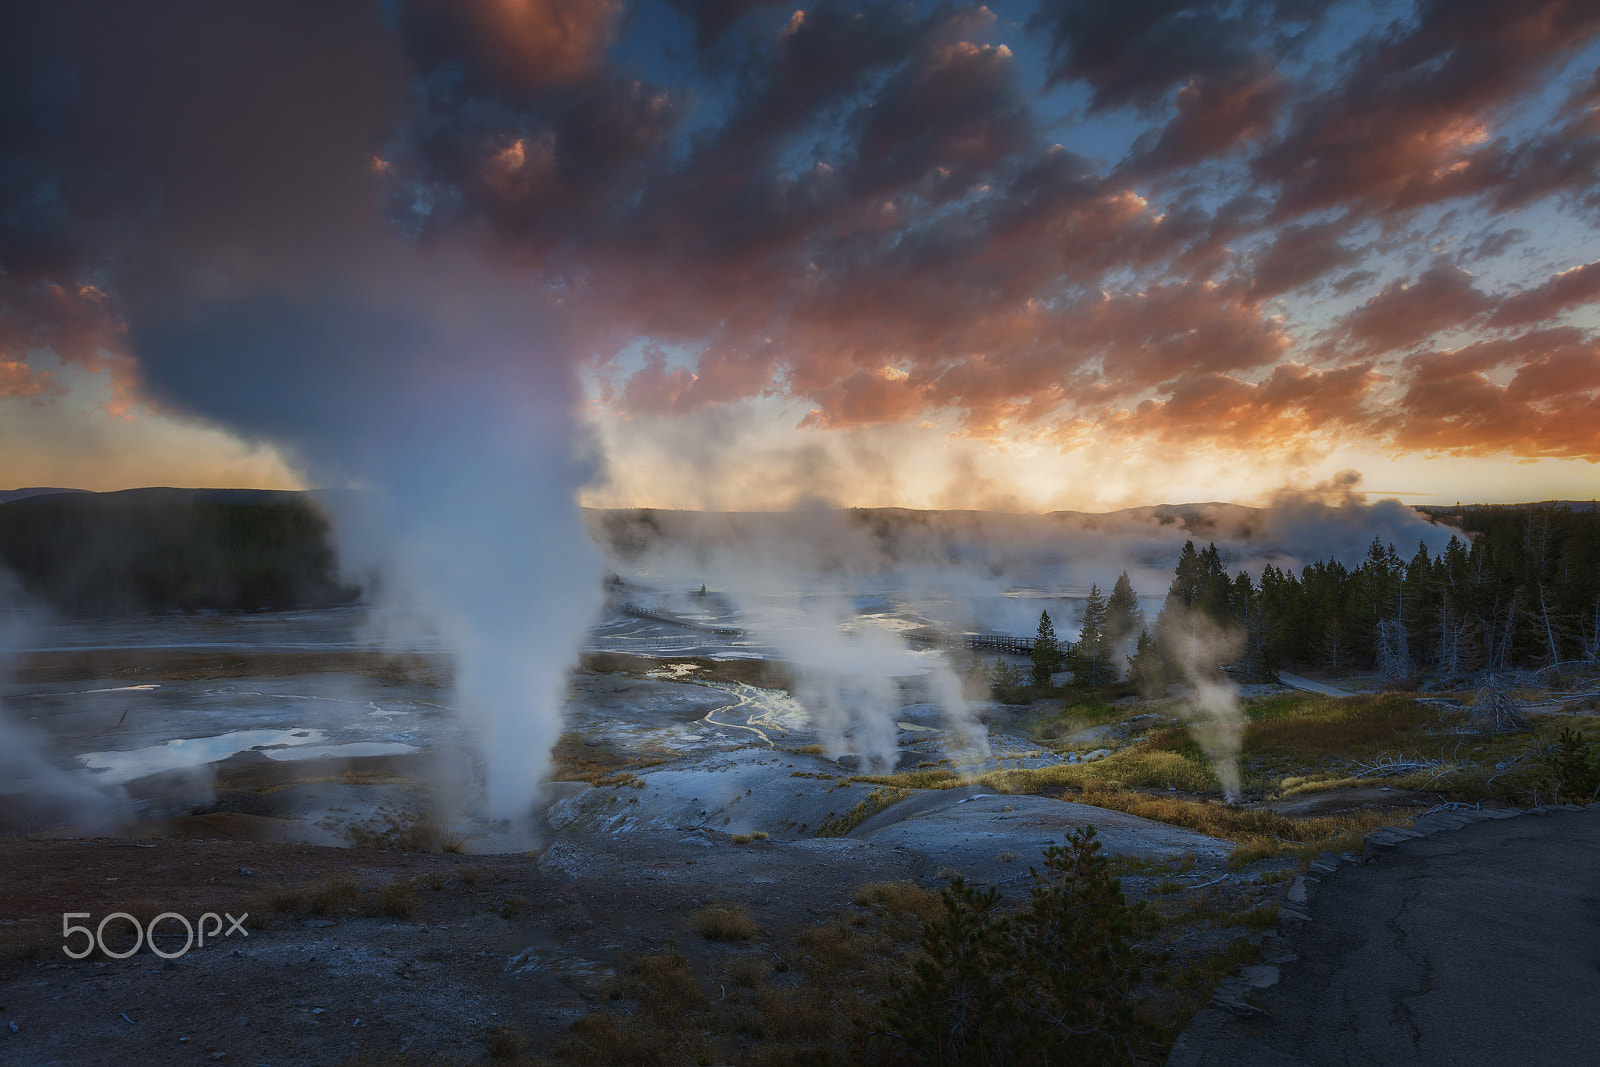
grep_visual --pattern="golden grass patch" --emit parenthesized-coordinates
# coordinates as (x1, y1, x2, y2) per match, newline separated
(813, 787, 908, 837)
(1064, 784, 1407, 865)
(795, 920, 870, 971)
(1277, 775, 1370, 797)
(1244, 693, 1439, 757)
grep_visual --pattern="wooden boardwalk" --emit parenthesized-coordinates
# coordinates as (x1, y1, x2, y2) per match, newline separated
(906, 628, 1034, 655)
(617, 602, 746, 637)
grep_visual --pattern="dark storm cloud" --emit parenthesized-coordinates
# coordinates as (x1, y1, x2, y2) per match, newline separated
(0, 0, 406, 409)
(400, 0, 622, 94)
(663, 0, 785, 48)
(710, 0, 928, 164)
(1118, 64, 1286, 177)
(1029, 0, 1326, 111)
(371, 0, 1600, 459)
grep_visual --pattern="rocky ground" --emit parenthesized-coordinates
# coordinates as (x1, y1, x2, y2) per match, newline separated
(2, 609, 1594, 1064)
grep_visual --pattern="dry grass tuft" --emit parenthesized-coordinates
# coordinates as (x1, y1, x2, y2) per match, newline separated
(854, 767, 965, 790)
(748, 984, 836, 1042)
(721, 954, 770, 989)
(689, 902, 761, 942)
(1244, 693, 1439, 756)
(242, 873, 362, 928)
(795, 920, 868, 971)
(546, 731, 673, 788)
(630, 949, 714, 1013)
(436, 813, 487, 854)
(485, 1023, 530, 1060)
(851, 880, 943, 922)
(1066, 783, 1406, 865)
(373, 879, 420, 920)
(309, 873, 361, 915)
(858, 746, 1220, 795)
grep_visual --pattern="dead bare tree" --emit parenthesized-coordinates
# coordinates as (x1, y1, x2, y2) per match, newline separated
(1471, 676, 1533, 733)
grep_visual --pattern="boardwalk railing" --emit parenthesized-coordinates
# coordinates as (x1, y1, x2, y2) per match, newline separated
(588, 633, 703, 652)
(905, 627, 1034, 655)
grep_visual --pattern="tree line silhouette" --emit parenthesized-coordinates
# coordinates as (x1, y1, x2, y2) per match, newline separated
(0, 490, 357, 615)
(1008, 503, 1600, 694)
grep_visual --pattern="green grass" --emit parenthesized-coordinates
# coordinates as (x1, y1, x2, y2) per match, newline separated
(1163, 936, 1261, 993)
(1221, 904, 1280, 932)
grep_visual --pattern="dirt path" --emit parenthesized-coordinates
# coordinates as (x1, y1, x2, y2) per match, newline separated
(1169, 805, 1600, 1066)
(1276, 673, 1354, 698)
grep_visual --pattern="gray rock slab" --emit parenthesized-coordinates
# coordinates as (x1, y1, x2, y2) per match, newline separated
(567, 676, 738, 725)
(847, 784, 992, 837)
(544, 748, 875, 838)
(532, 829, 929, 931)
(859, 793, 1234, 891)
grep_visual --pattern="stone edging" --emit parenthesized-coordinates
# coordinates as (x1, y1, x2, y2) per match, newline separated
(1203, 803, 1588, 1018)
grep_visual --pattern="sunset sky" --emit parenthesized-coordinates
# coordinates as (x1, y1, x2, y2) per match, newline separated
(3, 0, 1599, 511)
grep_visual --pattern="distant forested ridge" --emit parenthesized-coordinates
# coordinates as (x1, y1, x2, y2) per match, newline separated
(1145, 504, 1600, 681)
(0, 489, 358, 614)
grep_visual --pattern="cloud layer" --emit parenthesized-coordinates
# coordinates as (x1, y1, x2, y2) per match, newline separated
(4, 0, 1600, 488)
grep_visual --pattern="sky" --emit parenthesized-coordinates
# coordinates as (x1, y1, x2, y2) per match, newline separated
(3, 0, 1599, 512)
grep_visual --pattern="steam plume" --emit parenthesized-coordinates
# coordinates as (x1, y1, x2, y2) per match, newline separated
(1158, 606, 1247, 800)
(0, 572, 123, 831)
(132, 259, 605, 821)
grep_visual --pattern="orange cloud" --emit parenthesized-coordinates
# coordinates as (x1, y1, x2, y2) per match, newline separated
(1338, 261, 1494, 355)
(1122, 68, 1285, 176)
(0, 359, 64, 400)
(1107, 362, 1380, 448)
(1488, 259, 1600, 326)
(1394, 331, 1600, 457)
(404, 0, 620, 91)
(0, 283, 139, 412)
(1256, 0, 1600, 218)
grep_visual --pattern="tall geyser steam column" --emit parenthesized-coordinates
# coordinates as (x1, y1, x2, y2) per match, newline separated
(136, 276, 604, 821)
(354, 357, 605, 820)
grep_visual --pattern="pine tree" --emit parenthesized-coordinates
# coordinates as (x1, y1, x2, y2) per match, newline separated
(991, 657, 1024, 697)
(1104, 572, 1144, 678)
(1166, 541, 1205, 607)
(1075, 585, 1111, 685)
(1197, 543, 1232, 624)
(1127, 627, 1165, 693)
(1031, 611, 1063, 689)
